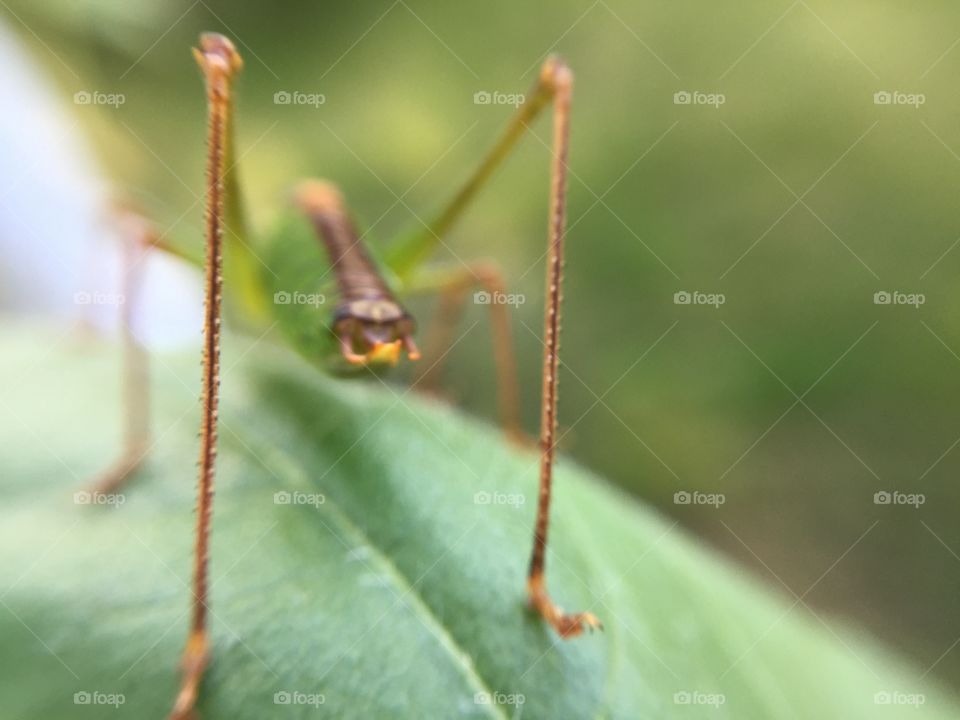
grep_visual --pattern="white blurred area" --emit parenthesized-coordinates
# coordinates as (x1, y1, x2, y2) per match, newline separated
(0, 20, 201, 350)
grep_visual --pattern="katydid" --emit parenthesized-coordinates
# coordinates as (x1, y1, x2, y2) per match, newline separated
(91, 32, 600, 720)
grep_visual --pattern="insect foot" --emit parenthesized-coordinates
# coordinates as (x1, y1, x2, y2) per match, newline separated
(169, 629, 210, 720)
(528, 574, 603, 638)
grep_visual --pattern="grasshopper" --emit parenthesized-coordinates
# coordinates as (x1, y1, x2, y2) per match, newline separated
(91, 32, 599, 719)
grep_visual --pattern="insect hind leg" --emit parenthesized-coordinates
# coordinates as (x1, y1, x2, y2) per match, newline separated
(86, 205, 154, 498)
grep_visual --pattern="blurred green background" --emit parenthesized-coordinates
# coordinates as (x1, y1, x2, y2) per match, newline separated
(6, 0, 960, 694)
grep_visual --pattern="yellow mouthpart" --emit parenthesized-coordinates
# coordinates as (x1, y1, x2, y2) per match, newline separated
(363, 340, 403, 366)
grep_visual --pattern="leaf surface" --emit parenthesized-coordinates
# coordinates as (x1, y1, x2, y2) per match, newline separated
(0, 324, 955, 719)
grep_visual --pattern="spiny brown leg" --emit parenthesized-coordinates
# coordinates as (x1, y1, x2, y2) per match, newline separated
(169, 33, 241, 720)
(525, 57, 600, 638)
(396, 55, 599, 635)
(409, 262, 524, 444)
(87, 208, 152, 497)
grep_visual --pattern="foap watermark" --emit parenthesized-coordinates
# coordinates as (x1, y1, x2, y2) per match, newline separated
(474, 490, 525, 508)
(74, 290, 125, 306)
(474, 691, 525, 707)
(873, 491, 925, 508)
(674, 290, 725, 308)
(74, 691, 125, 708)
(874, 690, 925, 707)
(673, 690, 726, 708)
(273, 690, 326, 707)
(873, 290, 924, 308)
(873, 91, 925, 108)
(674, 490, 725, 508)
(274, 490, 325, 508)
(274, 290, 326, 307)
(74, 490, 125, 508)
(473, 91, 525, 107)
(474, 290, 525, 307)
(273, 90, 326, 107)
(674, 90, 725, 108)
(74, 90, 126, 108)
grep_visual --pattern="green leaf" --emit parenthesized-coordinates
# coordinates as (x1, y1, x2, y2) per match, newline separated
(0, 323, 956, 719)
